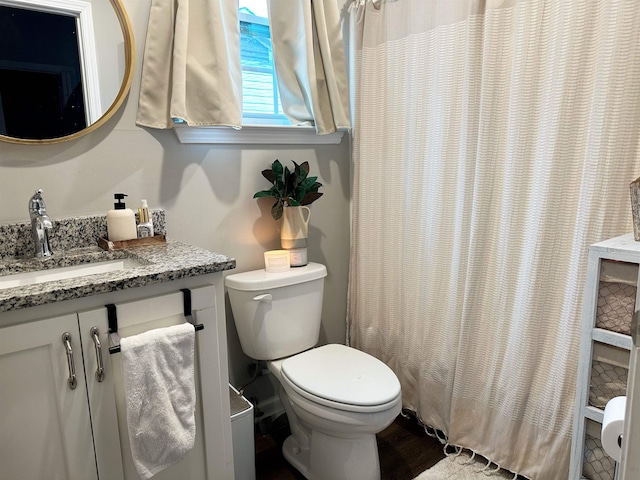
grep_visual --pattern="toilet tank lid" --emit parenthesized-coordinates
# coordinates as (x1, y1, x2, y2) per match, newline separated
(225, 262, 327, 291)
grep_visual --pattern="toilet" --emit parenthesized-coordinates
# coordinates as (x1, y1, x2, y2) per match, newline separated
(225, 263, 402, 480)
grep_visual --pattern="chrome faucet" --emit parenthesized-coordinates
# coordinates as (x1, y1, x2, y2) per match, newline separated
(28, 189, 53, 257)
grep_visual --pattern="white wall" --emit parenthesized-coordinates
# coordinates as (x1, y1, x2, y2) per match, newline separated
(0, 0, 352, 389)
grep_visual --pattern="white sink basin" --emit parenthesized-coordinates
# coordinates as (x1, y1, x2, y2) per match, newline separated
(0, 258, 141, 290)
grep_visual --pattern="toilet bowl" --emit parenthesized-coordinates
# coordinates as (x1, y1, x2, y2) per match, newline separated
(270, 344, 401, 479)
(225, 263, 402, 480)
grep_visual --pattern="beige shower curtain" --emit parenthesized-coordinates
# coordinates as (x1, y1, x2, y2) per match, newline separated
(136, 0, 242, 129)
(348, 1, 640, 478)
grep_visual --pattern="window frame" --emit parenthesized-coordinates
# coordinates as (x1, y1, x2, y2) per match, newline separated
(173, 124, 346, 145)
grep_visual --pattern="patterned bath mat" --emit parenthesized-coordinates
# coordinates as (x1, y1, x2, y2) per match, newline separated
(413, 452, 516, 480)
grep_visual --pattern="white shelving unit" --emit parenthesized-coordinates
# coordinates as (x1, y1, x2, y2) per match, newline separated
(570, 233, 640, 480)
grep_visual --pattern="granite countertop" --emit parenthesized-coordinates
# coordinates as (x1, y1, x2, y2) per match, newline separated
(0, 241, 236, 312)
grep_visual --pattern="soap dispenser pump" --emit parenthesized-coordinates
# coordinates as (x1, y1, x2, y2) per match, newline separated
(106, 193, 137, 241)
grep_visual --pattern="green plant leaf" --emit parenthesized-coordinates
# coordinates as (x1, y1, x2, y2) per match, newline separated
(271, 159, 283, 177)
(253, 189, 277, 199)
(293, 186, 306, 203)
(301, 176, 319, 190)
(308, 181, 323, 193)
(273, 161, 285, 192)
(293, 161, 308, 184)
(301, 192, 323, 205)
(271, 199, 284, 220)
(254, 159, 323, 214)
(284, 166, 297, 198)
(261, 169, 276, 184)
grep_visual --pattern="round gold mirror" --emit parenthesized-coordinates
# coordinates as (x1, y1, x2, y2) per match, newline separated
(0, 0, 134, 144)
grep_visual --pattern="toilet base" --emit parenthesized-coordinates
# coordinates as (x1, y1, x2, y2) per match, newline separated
(282, 429, 381, 480)
(268, 352, 400, 480)
(282, 436, 310, 478)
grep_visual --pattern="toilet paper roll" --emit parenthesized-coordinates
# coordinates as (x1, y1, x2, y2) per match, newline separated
(601, 396, 626, 461)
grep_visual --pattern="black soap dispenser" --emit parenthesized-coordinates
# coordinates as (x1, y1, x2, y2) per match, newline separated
(106, 193, 137, 241)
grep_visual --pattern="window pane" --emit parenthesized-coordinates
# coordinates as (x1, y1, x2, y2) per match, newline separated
(239, 0, 267, 17)
(239, 2, 289, 125)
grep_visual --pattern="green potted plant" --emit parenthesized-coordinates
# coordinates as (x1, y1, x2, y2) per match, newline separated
(253, 159, 323, 221)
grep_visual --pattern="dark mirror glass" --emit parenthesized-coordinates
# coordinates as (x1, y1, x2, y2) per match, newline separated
(0, 6, 87, 139)
(0, 0, 134, 144)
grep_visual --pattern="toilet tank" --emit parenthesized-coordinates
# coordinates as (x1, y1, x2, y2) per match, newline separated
(225, 263, 327, 360)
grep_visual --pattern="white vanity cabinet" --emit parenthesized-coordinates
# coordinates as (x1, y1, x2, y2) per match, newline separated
(0, 278, 234, 480)
(80, 285, 233, 480)
(0, 313, 98, 480)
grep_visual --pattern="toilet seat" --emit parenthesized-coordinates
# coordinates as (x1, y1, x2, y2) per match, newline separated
(280, 344, 401, 414)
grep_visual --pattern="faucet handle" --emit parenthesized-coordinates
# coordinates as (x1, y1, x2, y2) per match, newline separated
(29, 189, 47, 214)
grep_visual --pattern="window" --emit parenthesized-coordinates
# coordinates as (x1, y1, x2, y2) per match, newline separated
(239, 1, 289, 125)
(174, 0, 345, 144)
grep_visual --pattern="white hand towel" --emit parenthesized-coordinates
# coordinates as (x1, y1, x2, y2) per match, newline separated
(120, 322, 196, 480)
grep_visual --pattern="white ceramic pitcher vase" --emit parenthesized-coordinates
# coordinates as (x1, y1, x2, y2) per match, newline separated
(281, 206, 310, 249)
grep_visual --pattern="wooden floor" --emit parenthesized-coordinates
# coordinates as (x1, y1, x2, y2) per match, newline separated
(254, 413, 446, 480)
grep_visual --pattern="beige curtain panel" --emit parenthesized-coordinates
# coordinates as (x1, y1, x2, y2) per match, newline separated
(136, 0, 242, 129)
(268, 0, 351, 135)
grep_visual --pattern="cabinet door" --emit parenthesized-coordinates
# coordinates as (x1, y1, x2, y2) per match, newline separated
(0, 314, 97, 480)
(78, 309, 126, 480)
(78, 285, 234, 480)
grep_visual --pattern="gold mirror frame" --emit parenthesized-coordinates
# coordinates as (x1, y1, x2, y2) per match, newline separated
(0, 0, 135, 145)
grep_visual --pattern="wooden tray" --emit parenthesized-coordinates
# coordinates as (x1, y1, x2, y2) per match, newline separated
(98, 234, 166, 251)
